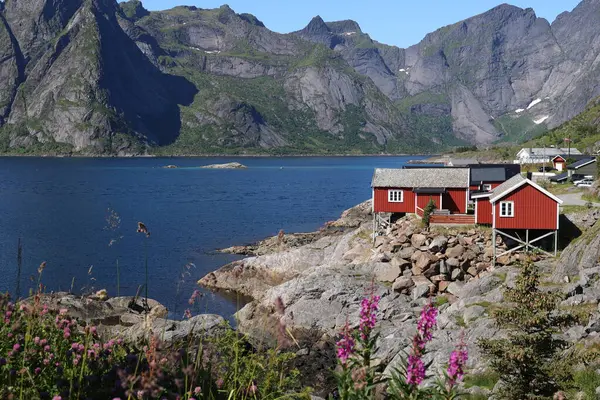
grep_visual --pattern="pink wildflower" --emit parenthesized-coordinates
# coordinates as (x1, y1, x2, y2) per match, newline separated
(335, 322, 355, 365)
(43, 345, 50, 352)
(34, 337, 40, 345)
(59, 308, 68, 315)
(188, 290, 202, 305)
(12, 343, 20, 352)
(416, 303, 438, 348)
(447, 336, 468, 387)
(406, 354, 426, 385)
(216, 378, 224, 388)
(183, 309, 192, 319)
(194, 387, 201, 395)
(359, 293, 380, 340)
(53, 396, 62, 400)
(34, 367, 41, 375)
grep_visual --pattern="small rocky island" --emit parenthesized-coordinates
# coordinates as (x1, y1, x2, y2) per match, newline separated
(200, 162, 247, 169)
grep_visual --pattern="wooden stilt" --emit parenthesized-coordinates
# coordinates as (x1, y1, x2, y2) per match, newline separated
(554, 230, 558, 257)
(525, 229, 529, 252)
(492, 228, 496, 267)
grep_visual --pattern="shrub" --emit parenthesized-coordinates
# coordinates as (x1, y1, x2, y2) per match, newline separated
(478, 262, 576, 399)
(422, 198, 436, 228)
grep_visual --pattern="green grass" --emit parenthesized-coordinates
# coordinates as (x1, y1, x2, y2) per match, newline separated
(434, 295, 450, 307)
(570, 367, 600, 399)
(455, 315, 467, 327)
(561, 205, 594, 214)
(548, 183, 582, 195)
(493, 113, 548, 143)
(464, 371, 500, 390)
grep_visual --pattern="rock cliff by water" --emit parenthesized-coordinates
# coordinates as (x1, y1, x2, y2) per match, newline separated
(1, 1, 600, 154)
(199, 201, 600, 397)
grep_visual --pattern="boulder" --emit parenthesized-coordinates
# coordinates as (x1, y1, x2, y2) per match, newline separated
(398, 247, 416, 260)
(411, 250, 423, 262)
(451, 269, 464, 281)
(413, 253, 433, 275)
(374, 236, 386, 248)
(446, 257, 460, 268)
(412, 285, 430, 299)
(392, 277, 414, 292)
(446, 245, 465, 259)
(438, 281, 450, 292)
(411, 233, 427, 248)
(466, 267, 478, 277)
(439, 259, 449, 274)
(391, 257, 411, 271)
(429, 236, 448, 252)
(496, 255, 512, 266)
(374, 262, 402, 283)
(446, 282, 464, 296)
(464, 305, 486, 325)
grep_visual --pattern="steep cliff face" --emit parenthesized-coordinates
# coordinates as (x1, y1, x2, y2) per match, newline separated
(0, 0, 195, 153)
(0, 0, 599, 154)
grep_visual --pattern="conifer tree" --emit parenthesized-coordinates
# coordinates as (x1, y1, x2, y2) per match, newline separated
(478, 262, 575, 399)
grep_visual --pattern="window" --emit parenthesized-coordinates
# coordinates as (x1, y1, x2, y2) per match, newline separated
(388, 190, 403, 203)
(500, 201, 514, 217)
(482, 184, 492, 191)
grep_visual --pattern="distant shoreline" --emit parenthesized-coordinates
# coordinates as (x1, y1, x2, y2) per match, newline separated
(0, 153, 440, 159)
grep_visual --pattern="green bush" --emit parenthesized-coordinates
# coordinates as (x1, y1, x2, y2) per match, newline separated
(422, 198, 436, 228)
(478, 262, 576, 399)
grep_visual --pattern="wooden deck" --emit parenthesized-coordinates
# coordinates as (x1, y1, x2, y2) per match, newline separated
(430, 214, 476, 225)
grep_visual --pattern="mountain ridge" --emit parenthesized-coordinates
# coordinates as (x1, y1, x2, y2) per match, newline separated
(0, 0, 597, 155)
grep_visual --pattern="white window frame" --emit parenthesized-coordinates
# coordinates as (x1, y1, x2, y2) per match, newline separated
(388, 190, 404, 203)
(482, 184, 492, 191)
(499, 201, 514, 218)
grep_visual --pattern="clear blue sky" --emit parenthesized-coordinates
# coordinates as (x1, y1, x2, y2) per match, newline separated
(126, 0, 582, 48)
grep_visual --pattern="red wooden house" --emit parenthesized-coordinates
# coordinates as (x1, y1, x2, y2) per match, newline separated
(372, 168, 472, 224)
(471, 174, 563, 259)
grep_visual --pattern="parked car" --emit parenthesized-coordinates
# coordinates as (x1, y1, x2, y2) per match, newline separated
(576, 179, 594, 187)
(538, 166, 556, 172)
(571, 174, 586, 183)
(573, 175, 594, 185)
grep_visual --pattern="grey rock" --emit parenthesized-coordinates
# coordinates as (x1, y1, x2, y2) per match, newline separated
(446, 245, 465, 259)
(411, 233, 427, 248)
(412, 285, 430, 300)
(392, 276, 414, 292)
(429, 236, 448, 252)
(374, 262, 402, 282)
(463, 305, 486, 325)
(446, 282, 464, 296)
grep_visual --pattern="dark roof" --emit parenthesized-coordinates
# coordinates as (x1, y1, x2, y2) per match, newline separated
(550, 172, 568, 182)
(371, 168, 469, 188)
(469, 164, 520, 184)
(567, 158, 596, 169)
(552, 154, 591, 162)
(470, 167, 506, 183)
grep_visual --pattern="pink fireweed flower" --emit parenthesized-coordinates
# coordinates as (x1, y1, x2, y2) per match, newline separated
(194, 387, 201, 395)
(188, 290, 202, 305)
(406, 354, 426, 385)
(183, 309, 192, 319)
(416, 303, 438, 347)
(12, 343, 20, 352)
(359, 293, 380, 340)
(447, 336, 468, 387)
(335, 322, 356, 366)
(53, 396, 62, 400)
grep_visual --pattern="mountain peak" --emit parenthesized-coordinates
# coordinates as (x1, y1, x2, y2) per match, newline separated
(119, 0, 150, 21)
(302, 15, 331, 35)
(325, 20, 362, 35)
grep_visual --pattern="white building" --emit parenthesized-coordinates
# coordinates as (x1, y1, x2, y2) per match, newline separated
(514, 147, 582, 164)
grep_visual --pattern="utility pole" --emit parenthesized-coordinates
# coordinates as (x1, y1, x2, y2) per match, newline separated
(565, 137, 571, 159)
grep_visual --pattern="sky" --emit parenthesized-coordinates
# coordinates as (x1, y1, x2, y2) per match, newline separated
(123, 0, 582, 48)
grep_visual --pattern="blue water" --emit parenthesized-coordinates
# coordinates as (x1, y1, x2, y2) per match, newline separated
(0, 156, 425, 318)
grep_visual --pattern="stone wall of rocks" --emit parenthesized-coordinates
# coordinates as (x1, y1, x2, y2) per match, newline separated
(364, 217, 512, 299)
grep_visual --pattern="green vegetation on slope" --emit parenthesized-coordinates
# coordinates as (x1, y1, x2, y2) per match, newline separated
(527, 97, 600, 152)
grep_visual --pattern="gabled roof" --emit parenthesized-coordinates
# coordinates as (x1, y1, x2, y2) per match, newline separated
(371, 168, 469, 188)
(552, 154, 592, 162)
(517, 148, 582, 157)
(567, 158, 596, 169)
(489, 174, 563, 204)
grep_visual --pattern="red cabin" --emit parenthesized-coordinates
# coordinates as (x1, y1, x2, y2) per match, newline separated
(472, 174, 562, 229)
(552, 155, 567, 172)
(372, 168, 470, 222)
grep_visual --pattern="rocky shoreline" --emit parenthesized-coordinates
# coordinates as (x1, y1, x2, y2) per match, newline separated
(199, 200, 600, 397)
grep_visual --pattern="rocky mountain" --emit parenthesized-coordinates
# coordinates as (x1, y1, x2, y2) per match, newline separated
(0, 0, 599, 154)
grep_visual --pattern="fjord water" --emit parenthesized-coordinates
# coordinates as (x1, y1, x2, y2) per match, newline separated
(0, 156, 424, 318)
